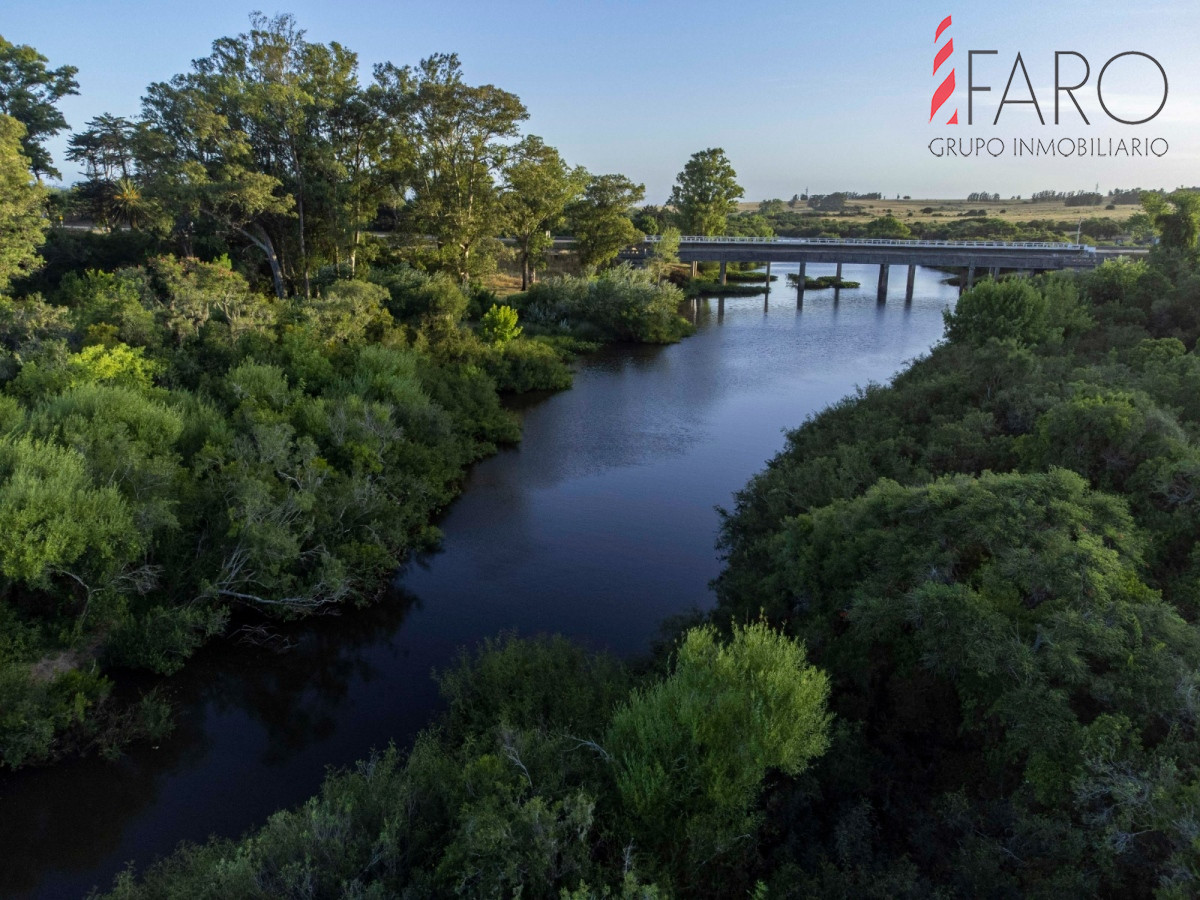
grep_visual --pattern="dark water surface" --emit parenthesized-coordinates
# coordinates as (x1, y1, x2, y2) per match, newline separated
(0, 265, 956, 898)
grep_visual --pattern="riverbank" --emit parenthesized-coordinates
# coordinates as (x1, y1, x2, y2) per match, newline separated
(1, 263, 957, 899)
(87, 252, 1200, 899)
(0, 265, 691, 776)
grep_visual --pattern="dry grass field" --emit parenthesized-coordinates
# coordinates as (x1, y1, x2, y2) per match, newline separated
(737, 197, 1141, 224)
(484, 248, 581, 296)
(480, 196, 1146, 295)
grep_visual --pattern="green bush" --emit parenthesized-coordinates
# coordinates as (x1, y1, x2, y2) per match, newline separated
(515, 266, 693, 344)
(479, 303, 522, 344)
(943, 278, 1050, 345)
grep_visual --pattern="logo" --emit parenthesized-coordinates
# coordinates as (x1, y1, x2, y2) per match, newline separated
(930, 16, 957, 125)
(926, 15, 1170, 159)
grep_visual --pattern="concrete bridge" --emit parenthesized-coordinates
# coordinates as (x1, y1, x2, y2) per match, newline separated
(620, 236, 1109, 301)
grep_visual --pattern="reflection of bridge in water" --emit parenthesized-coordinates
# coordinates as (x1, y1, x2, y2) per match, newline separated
(620, 236, 1126, 302)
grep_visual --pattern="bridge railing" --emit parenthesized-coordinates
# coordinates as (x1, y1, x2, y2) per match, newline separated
(643, 235, 1092, 252)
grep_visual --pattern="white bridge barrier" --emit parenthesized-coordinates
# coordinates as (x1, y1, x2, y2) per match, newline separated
(642, 235, 1095, 253)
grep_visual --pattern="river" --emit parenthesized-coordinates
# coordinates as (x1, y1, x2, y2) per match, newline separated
(0, 264, 957, 898)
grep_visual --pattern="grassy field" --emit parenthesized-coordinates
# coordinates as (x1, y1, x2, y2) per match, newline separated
(737, 197, 1141, 225)
(480, 196, 1144, 295)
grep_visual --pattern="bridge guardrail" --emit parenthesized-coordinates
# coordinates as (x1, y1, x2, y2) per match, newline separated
(642, 235, 1093, 252)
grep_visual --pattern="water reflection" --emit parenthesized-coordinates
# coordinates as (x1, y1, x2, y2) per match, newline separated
(0, 264, 956, 899)
(0, 588, 419, 897)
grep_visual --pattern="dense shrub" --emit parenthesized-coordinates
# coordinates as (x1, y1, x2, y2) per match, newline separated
(714, 258, 1200, 897)
(514, 265, 693, 344)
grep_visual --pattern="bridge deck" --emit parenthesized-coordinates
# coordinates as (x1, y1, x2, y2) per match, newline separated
(622, 236, 1103, 270)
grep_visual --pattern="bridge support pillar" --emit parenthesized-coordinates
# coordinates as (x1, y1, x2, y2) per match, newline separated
(966, 266, 976, 290)
(835, 262, 843, 283)
(796, 262, 806, 305)
(989, 266, 999, 280)
(905, 264, 916, 302)
(877, 264, 890, 302)
(690, 261, 698, 279)
(765, 261, 771, 291)
(719, 260, 727, 285)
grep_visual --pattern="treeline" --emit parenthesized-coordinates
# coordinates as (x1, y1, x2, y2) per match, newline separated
(94, 192, 1200, 897)
(749, 209, 1157, 245)
(4, 15, 658, 296)
(710, 203, 1200, 896)
(0, 253, 551, 767)
(0, 21, 694, 768)
(1031, 189, 1103, 203)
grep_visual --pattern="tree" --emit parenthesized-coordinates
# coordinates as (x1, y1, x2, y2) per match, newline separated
(140, 14, 387, 296)
(607, 622, 829, 879)
(645, 226, 680, 282)
(0, 35, 78, 180)
(501, 136, 586, 289)
(137, 90, 295, 297)
(66, 114, 137, 184)
(863, 214, 912, 239)
(944, 277, 1049, 345)
(67, 115, 141, 229)
(1142, 190, 1200, 252)
(725, 213, 773, 238)
(479, 303, 521, 344)
(668, 148, 744, 236)
(568, 173, 644, 272)
(0, 435, 140, 592)
(375, 53, 528, 284)
(631, 204, 668, 236)
(0, 115, 46, 290)
(1126, 211, 1156, 244)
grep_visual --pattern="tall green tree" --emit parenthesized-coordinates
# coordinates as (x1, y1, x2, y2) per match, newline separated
(1142, 189, 1200, 252)
(139, 77, 294, 297)
(67, 114, 137, 183)
(374, 53, 528, 284)
(501, 135, 585, 289)
(568, 173, 644, 272)
(668, 148, 743, 236)
(0, 115, 46, 289)
(0, 36, 78, 180)
(645, 225, 680, 282)
(141, 14, 384, 296)
(66, 114, 141, 230)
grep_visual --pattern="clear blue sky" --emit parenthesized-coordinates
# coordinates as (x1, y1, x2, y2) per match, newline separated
(2, 0, 1196, 200)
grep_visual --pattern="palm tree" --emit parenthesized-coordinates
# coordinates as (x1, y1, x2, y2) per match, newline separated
(111, 177, 146, 229)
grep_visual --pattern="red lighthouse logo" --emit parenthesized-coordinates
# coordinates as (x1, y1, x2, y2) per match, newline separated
(931, 15, 958, 124)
